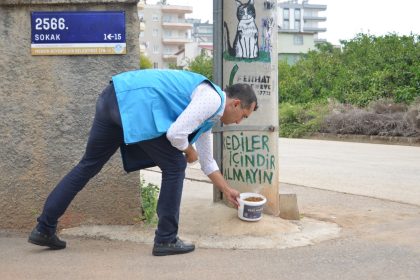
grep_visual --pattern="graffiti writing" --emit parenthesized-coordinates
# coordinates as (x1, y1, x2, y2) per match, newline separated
(223, 133, 275, 185)
(261, 17, 274, 54)
(237, 74, 272, 96)
(264, 0, 275, 10)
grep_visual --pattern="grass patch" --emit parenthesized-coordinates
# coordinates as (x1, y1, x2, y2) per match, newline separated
(139, 176, 160, 225)
(279, 101, 330, 138)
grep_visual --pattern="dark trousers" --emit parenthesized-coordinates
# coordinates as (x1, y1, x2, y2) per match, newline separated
(36, 83, 187, 244)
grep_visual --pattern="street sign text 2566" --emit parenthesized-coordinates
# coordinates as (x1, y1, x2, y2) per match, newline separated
(34, 17, 68, 31)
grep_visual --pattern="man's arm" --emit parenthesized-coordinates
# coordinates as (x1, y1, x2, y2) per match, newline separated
(184, 130, 240, 208)
(166, 83, 240, 206)
(166, 83, 220, 153)
(207, 171, 240, 208)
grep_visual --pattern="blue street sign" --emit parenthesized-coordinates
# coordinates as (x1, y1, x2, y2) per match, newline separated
(31, 11, 126, 55)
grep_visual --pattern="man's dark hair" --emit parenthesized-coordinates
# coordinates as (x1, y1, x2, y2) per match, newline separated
(224, 83, 258, 111)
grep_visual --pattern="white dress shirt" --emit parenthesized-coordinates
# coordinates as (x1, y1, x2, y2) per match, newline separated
(166, 82, 225, 175)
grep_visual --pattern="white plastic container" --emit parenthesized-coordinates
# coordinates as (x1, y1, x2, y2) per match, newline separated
(237, 192, 267, 222)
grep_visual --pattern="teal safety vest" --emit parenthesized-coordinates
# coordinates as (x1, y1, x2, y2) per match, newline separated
(112, 69, 225, 145)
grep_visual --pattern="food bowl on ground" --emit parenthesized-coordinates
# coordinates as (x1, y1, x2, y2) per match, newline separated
(237, 192, 267, 222)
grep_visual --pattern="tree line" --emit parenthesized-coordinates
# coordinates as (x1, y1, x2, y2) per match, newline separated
(140, 34, 420, 138)
(279, 33, 419, 106)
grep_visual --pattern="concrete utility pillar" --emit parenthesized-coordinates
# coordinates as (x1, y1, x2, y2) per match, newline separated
(0, 0, 140, 230)
(214, 0, 279, 215)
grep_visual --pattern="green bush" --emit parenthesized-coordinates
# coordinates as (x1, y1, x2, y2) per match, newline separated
(140, 176, 160, 225)
(186, 53, 213, 81)
(279, 102, 330, 137)
(279, 34, 420, 107)
(139, 53, 153, 69)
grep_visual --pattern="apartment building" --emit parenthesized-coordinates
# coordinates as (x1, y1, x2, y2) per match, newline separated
(175, 19, 214, 67)
(138, 2, 193, 68)
(278, 0, 327, 64)
(187, 19, 212, 44)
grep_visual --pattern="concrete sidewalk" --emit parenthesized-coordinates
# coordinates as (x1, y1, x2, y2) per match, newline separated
(63, 169, 340, 250)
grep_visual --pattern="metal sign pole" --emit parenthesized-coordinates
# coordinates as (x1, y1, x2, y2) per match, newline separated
(213, 0, 224, 202)
(218, 0, 279, 215)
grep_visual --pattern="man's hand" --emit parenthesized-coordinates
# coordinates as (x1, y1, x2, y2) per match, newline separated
(207, 171, 240, 208)
(183, 145, 198, 163)
(222, 187, 240, 208)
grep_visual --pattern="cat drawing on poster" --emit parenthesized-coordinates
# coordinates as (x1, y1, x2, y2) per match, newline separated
(224, 0, 259, 59)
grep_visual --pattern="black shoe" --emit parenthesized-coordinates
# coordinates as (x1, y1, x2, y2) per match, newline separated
(152, 237, 195, 256)
(28, 228, 66, 250)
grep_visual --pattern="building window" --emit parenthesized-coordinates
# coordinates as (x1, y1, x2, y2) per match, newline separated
(164, 47, 172, 54)
(164, 30, 172, 37)
(283, 8, 289, 20)
(304, 10, 315, 17)
(139, 31, 144, 38)
(153, 45, 159, 53)
(152, 14, 159, 21)
(294, 9, 301, 19)
(293, 35, 303, 45)
(283, 20, 289, 29)
(153, 62, 159, 69)
(153, 29, 159, 37)
(162, 15, 171, 22)
(295, 20, 300, 31)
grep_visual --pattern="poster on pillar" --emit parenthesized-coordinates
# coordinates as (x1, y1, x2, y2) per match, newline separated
(222, 0, 279, 215)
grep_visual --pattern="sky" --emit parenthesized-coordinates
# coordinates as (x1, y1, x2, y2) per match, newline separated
(148, 0, 419, 45)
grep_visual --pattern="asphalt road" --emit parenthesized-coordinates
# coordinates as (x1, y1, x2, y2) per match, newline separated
(1, 182, 419, 280)
(278, 138, 420, 206)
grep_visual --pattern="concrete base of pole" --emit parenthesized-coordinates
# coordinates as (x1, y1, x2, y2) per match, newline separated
(279, 193, 300, 220)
